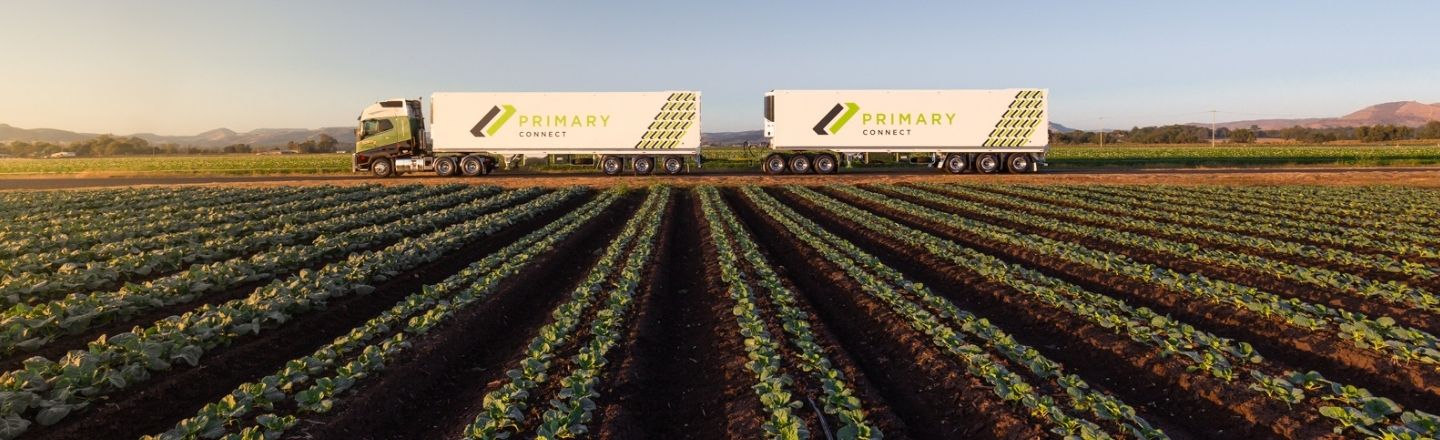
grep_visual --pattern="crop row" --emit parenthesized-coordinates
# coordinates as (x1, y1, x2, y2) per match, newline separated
(0, 187, 585, 439)
(0, 186, 331, 259)
(789, 185, 1438, 438)
(748, 186, 1162, 439)
(832, 185, 1440, 373)
(0, 185, 397, 279)
(0, 185, 509, 355)
(905, 184, 1440, 316)
(970, 184, 1437, 281)
(142, 187, 628, 440)
(0, 185, 428, 302)
(0, 186, 263, 226)
(1074, 185, 1440, 260)
(464, 187, 669, 439)
(1131, 185, 1440, 229)
(699, 186, 883, 440)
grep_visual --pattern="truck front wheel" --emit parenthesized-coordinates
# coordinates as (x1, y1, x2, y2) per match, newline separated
(371, 158, 394, 178)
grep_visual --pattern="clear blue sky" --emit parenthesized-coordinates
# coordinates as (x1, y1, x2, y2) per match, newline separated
(1, 0, 1437, 134)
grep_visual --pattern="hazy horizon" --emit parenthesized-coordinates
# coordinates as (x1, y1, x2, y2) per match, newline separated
(2, 1, 1438, 135)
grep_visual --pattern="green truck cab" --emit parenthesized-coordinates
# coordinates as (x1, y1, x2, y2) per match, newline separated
(352, 99, 427, 177)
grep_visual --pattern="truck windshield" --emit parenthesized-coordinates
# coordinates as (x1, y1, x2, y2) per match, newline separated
(360, 119, 393, 139)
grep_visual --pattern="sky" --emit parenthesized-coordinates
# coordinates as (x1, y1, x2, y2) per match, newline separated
(1, 1, 1437, 134)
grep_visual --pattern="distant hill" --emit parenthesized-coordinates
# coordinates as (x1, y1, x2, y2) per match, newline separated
(0, 124, 356, 149)
(0, 124, 97, 143)
(1049, 122, 1076, 133)
(1202, 101, 1440, 130)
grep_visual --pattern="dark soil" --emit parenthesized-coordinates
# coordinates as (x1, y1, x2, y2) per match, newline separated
(594, 190, 768, 440)
(779, 186, 1341, 439)
(818, 186, 1440, 419)
(730, 187, 1046, 440)
(886, 184, 1440, 336)
(290, 191, 639, 440)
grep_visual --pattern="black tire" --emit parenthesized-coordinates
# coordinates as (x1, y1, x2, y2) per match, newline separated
(459, 155, 486, 176)
(633, 156, 655, 175)
(601, 156, 624, 176)
(435, 157, 457, 177)
(944, 153, 968, 174)
(1007, 154, 1033, 173)
(370, 157, 394, 178)
(788, 154, 813, 174)
(763, 153, 788, 174)
(662, 156, 684, 175)
(976, 153, 1002, 173)
(813, 153, 838, 174)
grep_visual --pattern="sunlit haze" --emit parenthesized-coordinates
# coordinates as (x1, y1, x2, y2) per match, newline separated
(2, 0, 1437, 134)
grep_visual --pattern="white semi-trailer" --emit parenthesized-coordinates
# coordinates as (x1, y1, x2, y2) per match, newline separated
(353, 91, 701, 177)
(762, 89, 1048, 173)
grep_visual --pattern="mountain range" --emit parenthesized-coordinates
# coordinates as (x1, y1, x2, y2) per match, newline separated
(1194, 101, 1440, 131)
(0, 124, 356, 148)
(3, 101, 1436, 147)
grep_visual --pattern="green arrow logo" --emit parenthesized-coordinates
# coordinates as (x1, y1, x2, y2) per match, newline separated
(471, 104, 516, 137)
(813, 102, 860, 135)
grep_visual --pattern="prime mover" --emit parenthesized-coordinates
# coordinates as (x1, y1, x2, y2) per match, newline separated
(352, 91, 701, 177)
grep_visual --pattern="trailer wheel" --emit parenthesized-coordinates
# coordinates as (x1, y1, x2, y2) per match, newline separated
(1006, 154, 1033, 173)
(601, 156, 624, 176)
(371, 158, 394, 178)
(944, 153, 968, 174)
(813, 153, 838, 174)
(633, 156, 655, 175)
(435, 157, 457, 177)
(458, 155, 485, 176)
(788, 154, 813, 174)
(976, 153, 1001, 173)
(763, 153, 788, 174)
(662, 156, 684, 175)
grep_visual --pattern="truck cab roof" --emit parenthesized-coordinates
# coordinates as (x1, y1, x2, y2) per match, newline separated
(359, 99, 421, 120)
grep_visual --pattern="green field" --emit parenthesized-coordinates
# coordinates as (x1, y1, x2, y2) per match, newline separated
(2, 144, 1438, 175)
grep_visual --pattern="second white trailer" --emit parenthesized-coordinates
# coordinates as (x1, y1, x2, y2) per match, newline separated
(762, 89, 1048, 174)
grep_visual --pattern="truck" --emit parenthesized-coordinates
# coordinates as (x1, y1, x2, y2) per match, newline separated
(352, 91, 702, 177)
(762, 89, 1048, 174)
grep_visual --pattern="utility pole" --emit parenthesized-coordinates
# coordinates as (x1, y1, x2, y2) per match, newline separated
(1098, 117, 1104, 147)
(1210, 110, 1217, 146)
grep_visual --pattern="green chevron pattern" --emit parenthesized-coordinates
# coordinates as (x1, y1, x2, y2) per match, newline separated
(982, 90, 1045, 147)
(635, 92, 699, 149)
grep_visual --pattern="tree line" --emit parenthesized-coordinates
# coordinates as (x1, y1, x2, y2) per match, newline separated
(1052, 120, 1440, 145)
(0, 134, 344, 157)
